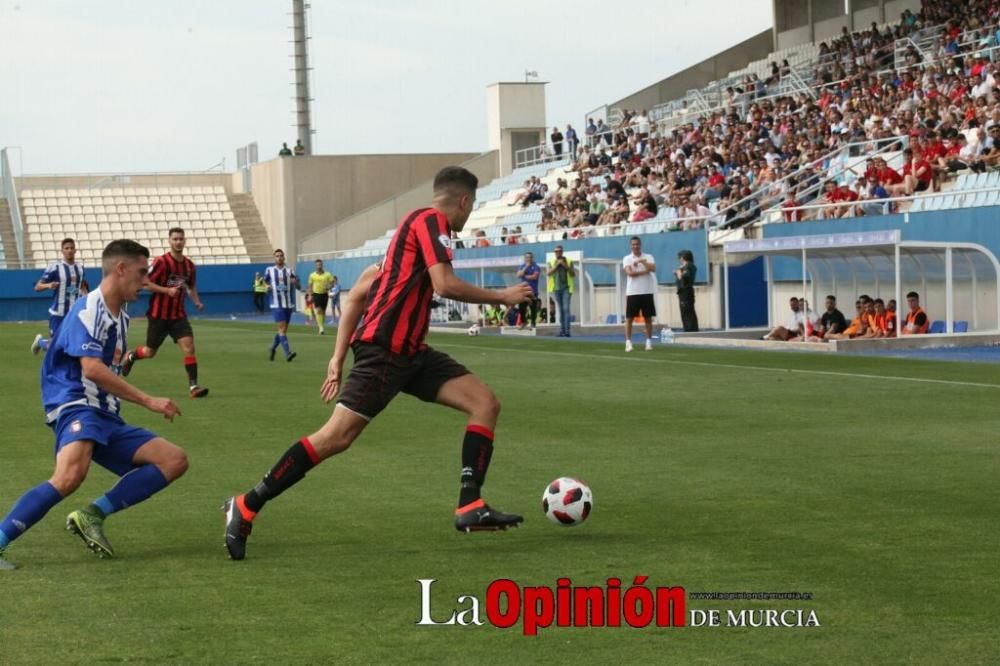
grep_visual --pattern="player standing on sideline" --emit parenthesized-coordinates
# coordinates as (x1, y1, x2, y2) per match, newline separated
(120, 228, 208, 398)
(0, 240, 187, 571)
(265, 249, 299, 361)
(31, 238, 87, 355)
(330, 275, 342, 322)
(221, 166, 533, 560)
(307, 259, 335, 335)
(622, 236, 657, 351)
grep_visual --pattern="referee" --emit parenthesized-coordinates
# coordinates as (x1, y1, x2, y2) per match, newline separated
(307, 259, 335, 335)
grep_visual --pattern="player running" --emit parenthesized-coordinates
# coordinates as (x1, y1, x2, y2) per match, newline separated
(307, 259, 335, 335)
(31, 238, 87, 355)
(265, 249, 300, 361)
(0, 240, 188, 571)
(222, 166, 533, 560)
(120, 227, 209, 398)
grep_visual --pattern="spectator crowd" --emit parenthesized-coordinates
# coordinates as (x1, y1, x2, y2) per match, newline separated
(508, 0, 1000, 242)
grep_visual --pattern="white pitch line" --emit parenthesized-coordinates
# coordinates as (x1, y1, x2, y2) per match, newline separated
(435, 342, 1000, 390)
(192, 322, 1000, 390)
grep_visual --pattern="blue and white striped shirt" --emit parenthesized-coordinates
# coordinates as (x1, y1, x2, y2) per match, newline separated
(40, 261, 86, 317)
(41, 289, 129, 423)
(265, 265, 297, 309)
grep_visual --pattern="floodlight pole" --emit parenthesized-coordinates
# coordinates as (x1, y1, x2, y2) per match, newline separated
(291, 0, 313, 155)
(945, 247, 954, 333)
(894, 244, 901, 328)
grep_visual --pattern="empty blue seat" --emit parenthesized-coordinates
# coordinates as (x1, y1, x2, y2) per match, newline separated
(928, 320, 946, 334)
(605, 314, 618, 324)
(954, 320, 968, 333)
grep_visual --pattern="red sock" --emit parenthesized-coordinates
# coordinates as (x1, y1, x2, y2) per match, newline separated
(184, 356, 198, 386)
(135, 346, 153, 359)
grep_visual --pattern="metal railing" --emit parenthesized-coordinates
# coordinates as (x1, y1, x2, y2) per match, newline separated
(1, 148, 25, 263)
(513, 143, 577, 170)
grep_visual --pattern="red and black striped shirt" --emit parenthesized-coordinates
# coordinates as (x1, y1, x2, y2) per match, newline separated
(147, 252, 197, 320)
(353, 208, 453, 355)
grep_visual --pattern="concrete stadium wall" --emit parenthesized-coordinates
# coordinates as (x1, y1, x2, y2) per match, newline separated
(0, 263, 271, 322)
(15, 172, 233, 195)
(246, 152, 480, 262)
(298, 151, 500, 256)
(606, 31, 774, 118)
(774, 0, 921, 50)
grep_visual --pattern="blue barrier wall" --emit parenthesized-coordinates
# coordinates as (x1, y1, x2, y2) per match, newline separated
(763, 206, 1000, 280)
(296, 229, 710, 290)
(0, 263, 271, 321)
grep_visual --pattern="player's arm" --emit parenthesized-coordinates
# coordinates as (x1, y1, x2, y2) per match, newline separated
(320, 264, 379, 403)
(642, 257, 656, 272)
(187, 285, 205, 311)
(34, 279, 58, 291)
(144, 281, 179, 298)
(428, 262, 531, 306)
(79, 357, 180, 421)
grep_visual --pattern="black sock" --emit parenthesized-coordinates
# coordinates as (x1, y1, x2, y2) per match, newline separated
(458, 426, 494, 507)
(243, 438, 320, 513)
(184, 356, 198, 386)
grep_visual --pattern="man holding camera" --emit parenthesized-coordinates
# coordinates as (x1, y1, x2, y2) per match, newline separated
(546, 246, 575, 337)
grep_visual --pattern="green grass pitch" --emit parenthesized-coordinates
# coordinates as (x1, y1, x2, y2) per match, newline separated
(1, 320, 998, 664)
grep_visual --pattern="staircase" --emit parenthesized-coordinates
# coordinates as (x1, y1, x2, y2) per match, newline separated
(0, 199, 21, 268)
(227, 193, 273, 260)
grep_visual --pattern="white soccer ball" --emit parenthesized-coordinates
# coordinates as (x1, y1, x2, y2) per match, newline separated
(542, 477, 593, 526)
(467, 324, 480, 336)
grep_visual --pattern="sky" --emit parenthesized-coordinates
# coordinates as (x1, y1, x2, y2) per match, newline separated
(0, 0, 772, 174)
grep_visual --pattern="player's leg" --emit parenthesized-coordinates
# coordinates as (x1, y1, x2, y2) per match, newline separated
(643, 297, 655, 350)
(121, 317, 165, 376)
(176, 322, 208, 398)
(223, 343, 397, 560)
(314, 294, 328, 335)
(32, 316, 62, 355)
(431, 371, 523, 532)
(0, 439, 94, 569)
(278, 313, 295, 361)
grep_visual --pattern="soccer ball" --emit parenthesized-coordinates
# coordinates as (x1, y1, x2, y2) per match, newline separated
(467, 324, 480, 336)
(542, 477, 593, 526)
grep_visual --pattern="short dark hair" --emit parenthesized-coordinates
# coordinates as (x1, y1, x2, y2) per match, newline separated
(826, 294, 836, 302)
(433, 166, 478, 195)
(874, 298, 884, 305)
(168, 226, 185, 236)
(61, 237, 76, 247)
(630, 236, 641, 243)
(102, 239, 149, 273)
(678, 249, 694, 262)
(274, 248, 284, 254)
(906, 290, 919, 299)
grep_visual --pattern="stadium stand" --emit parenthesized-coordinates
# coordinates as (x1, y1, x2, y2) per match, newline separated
(19, 186, 259, 267)
(334, 0, 1000, 256)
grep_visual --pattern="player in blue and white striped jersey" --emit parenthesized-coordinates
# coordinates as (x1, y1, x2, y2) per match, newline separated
(0, 240, 188, 571)
(264, 249, 300, 362)
(31, 238, 88, 355)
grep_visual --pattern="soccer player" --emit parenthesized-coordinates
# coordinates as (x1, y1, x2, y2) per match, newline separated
(307, 259, 335, 334)
(222, 166, 533, 560)
(265, 248, 300, 361)
(31, 238, 87, 355)
(0, 240, 187, 571)
(120, 228, 208, 398)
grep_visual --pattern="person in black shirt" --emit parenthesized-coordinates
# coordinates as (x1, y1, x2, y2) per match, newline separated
(817, 295, 847, 340)
(673, 250, 698, 332)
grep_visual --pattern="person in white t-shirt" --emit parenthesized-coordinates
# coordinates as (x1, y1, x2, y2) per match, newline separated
(622, 236, 657, 352)
(764, 296, 807, 341)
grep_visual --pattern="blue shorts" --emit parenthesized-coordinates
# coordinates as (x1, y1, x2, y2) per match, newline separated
(272, 307, 295, 324)
(50, 407, 158, 477)
(49, 315, 64, 337)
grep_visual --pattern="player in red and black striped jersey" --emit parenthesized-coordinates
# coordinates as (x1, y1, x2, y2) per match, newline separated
(120, 228, 209, 398)
(221, 166, 534, 560)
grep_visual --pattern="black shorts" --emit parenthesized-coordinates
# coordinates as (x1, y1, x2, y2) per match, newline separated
(338, 343, 470, 420)
(146, 317, 194, 349)
(312, 293, 329, 312)
(914, 179, 929, 192)
(626, 294, 656, 319)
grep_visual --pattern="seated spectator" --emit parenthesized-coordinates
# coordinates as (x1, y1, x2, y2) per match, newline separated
(873, 298, 896, 337)
(764, 296, 806, 341)
(818, 180, 858, 219)
(827, 297, 869, 340)
(900, 290, 929, 334)
(808, 294, 847, 341)
(474, 230, 490, 248)
(899, 148, 933, 196)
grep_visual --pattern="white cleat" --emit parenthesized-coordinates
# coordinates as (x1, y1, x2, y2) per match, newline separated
(625, 340, 633, 352)
(645, 339, 653, 351)
(31, 334, 44, 355)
